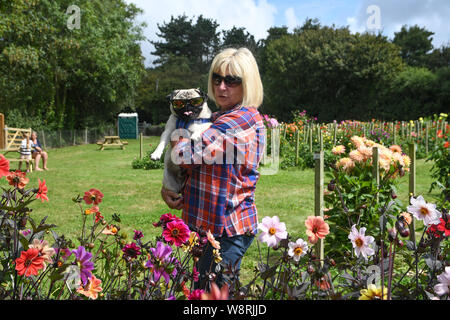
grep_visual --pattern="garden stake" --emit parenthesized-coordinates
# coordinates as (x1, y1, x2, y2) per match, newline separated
(408, 143, 416, 244)
(380, 239, 385, 299)
(314, 151, 324, 266)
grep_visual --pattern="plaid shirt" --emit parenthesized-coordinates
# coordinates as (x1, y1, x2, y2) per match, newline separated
(174, 105, 266, 237)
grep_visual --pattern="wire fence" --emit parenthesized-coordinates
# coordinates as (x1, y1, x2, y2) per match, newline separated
(36, 126, 117, 150)
(34, 122, 165, 150)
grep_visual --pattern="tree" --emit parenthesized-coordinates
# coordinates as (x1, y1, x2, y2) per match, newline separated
(136, 56, 210, 125)
(221, 26, 257, 53)
(262, 22, 404, 122)
(151, 14, 220, 73)
(0, 0, 146, 129)
(393, 25, 434, 67)
(425, 45, 450, 70)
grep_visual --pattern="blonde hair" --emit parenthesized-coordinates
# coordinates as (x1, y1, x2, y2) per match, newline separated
(207, 47, 263, 108)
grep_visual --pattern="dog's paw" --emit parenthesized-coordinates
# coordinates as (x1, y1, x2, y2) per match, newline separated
(190, 131, 202, 142)
(151, 151, 162, 160)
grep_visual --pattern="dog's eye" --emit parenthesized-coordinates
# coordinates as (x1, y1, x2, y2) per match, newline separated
(171, 100, 186, 109)
(190, 97, 204, 107)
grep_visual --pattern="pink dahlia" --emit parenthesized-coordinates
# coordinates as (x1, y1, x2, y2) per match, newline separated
(162, 219, 190, 247)
(305, 216, 329, 244)
(83, 188, 104, 205)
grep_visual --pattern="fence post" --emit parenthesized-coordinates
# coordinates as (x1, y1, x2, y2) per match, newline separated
(84, 128, 88, 144)
(409, 143, 416, 243)
(0, 113, 4, 150)
(372, 147, 380, 203)
(139, 132, 143, 160)
(425, 122, 429, 155)
(40, 130, 46, 150)
(333, 122, 337, 146)
(314, 151, 324, 266)
(295, 129, 299, 166)
(393, 122, 397, 145)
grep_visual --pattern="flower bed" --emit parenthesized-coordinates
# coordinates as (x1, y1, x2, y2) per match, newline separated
(0, 145, 448, 300)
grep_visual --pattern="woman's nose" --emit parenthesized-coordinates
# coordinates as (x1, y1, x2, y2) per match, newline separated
(218, 80, 228, 91)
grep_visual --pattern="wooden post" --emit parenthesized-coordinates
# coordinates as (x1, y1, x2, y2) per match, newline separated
(40, 130, 47, 150)
(309, 126, 313, 153)
(425, 122, 429, 154)
(59, 130, 62, 148)
(0, 113, 4, 150)
(139, 132, 144, 159)
(295, 129, 299, 166)
(372, 147, 380, 203)
(319, 128, 323, 152)
(393, 122, 397, 145)
(84, 128, 88, 144)
(314, 151, 324, 266)
(409, 143, 416, 243)
(333, 122, 337, 146)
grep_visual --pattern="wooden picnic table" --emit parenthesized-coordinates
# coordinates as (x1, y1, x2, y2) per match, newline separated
(97, 136, 128, 150)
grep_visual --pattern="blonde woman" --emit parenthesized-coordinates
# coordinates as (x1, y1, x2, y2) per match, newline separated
(31, 131, 49, 171)
(161, 47, 266, 289)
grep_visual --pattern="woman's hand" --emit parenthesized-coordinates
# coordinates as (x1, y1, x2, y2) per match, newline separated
(161, 187, 184, 210)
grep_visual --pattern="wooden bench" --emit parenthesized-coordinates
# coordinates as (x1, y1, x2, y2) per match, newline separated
(7, 158, 35, 173)
(97, 136, 128, 150)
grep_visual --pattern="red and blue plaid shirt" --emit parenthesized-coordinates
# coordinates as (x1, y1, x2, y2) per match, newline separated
(174, 105, 266, 237)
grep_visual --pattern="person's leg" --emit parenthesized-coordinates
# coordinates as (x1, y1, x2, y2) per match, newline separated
(215, 234, 254, 287)
(33, 153, 43, 171)
(42, 151, 49, 170)
(195, 232, 254, 290)
(18, 155, 26, 171)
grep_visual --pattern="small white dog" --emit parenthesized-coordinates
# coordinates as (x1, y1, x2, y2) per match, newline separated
(151, 88, 212, 194)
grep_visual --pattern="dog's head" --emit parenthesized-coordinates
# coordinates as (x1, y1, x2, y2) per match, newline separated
(167, 88, 208, 122)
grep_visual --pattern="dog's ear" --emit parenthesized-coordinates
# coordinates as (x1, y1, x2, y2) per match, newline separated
(195, 88, 208, 101)
(167, 89, 178, 102)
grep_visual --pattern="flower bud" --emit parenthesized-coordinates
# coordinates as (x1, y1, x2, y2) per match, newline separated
(307, 265, 315, 274)
(398, 227, 410, 238)
(327, 180, 336, 192)
(388, 228, 397, 242)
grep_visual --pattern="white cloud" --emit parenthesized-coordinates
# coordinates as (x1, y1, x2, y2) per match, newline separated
(285, 7, 300, 31)
(347, 0, 450, 47)
(125, 0, 277, 67)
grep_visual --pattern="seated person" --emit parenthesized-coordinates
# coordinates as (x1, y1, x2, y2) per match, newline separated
(19, 132, 33, 172)
(31, 131, 49, 171)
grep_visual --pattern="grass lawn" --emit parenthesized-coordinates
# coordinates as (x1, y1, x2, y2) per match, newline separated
(0, 136, 440, 283)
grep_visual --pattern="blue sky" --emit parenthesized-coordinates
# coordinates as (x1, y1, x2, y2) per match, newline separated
(125, 0, 450, 67)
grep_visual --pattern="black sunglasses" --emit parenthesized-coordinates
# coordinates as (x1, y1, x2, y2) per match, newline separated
(212, 73, 242, 87)
(171, 96, 205, 109)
